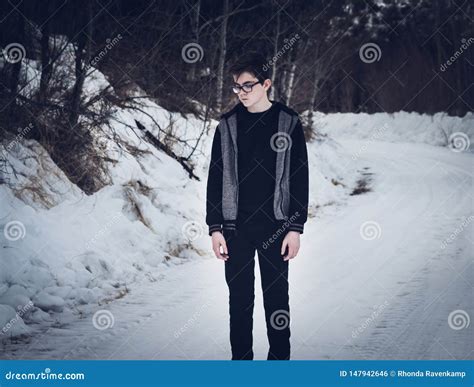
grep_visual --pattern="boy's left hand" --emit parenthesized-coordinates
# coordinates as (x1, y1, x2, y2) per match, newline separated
(281, 231, 300, 261)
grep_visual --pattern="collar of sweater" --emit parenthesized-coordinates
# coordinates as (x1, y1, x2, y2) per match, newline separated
(220, 100, 299, 120)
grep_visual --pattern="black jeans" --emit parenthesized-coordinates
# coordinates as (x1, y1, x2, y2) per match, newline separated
(223, 219, 291, 360)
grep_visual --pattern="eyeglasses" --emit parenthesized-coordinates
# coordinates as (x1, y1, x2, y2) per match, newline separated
(231, 80, 262, 94)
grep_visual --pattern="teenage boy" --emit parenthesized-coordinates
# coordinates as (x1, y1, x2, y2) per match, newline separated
(206, 53, 309, 360)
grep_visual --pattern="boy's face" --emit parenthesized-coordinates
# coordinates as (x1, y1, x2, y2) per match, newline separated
(232, 71, 271, 108)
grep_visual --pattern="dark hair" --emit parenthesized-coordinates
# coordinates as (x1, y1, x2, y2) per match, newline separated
(228, 53, 271, 83)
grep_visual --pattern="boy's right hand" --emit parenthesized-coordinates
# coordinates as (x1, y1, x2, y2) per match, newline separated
(212, 231, 229, 261)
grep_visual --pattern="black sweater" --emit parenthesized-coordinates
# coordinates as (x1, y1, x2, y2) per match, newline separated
(206, 101, 309, 235)
(237, 101, 279, 225)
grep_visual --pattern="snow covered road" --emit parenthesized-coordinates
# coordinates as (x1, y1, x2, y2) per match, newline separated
(5, 140, 473, 360)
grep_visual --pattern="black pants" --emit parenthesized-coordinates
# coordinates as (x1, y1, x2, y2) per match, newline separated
(223, 220, 291, 360)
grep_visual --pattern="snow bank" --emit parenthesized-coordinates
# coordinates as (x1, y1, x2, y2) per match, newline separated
(308, 111, 474, 150)
(0, 132, 209, 340)
(1, 38, 215, 339)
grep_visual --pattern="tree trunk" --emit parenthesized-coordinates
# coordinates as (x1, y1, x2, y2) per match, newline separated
(8, 12, 25, 109)
(215, 0, 229, 113)
(286, 61, 296, 105)
(307, 69, 319, 134)
(188, 0, 201, 82)
(269, 3, 281, 101)
(69, 1, 93, 128)
(39, 3, 52, 104)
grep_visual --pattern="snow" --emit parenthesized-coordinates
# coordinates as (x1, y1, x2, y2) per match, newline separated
(1, 43, 214, 344)
(2, 138, 472, 360)
(1, 111, 360, 345)
(0, 37, 472, 360)
(0, 304, 32, 339)
(32, 291, 65, 313)
(309, 110, 474, 150)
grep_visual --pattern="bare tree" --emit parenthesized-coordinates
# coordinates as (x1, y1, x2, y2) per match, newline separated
(269, 1, 282, 101)
(38, 3, 53, 104)
(69, 1, 93, 127)
(215, 0, 229, 113)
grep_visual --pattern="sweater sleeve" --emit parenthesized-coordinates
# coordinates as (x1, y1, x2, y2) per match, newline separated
(287, 118, 309, 234)
(206, 125, 224, 236)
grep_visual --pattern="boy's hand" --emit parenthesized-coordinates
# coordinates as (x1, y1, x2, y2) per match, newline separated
(211, 231, 229, 261)
(281, 231, 300, 261)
